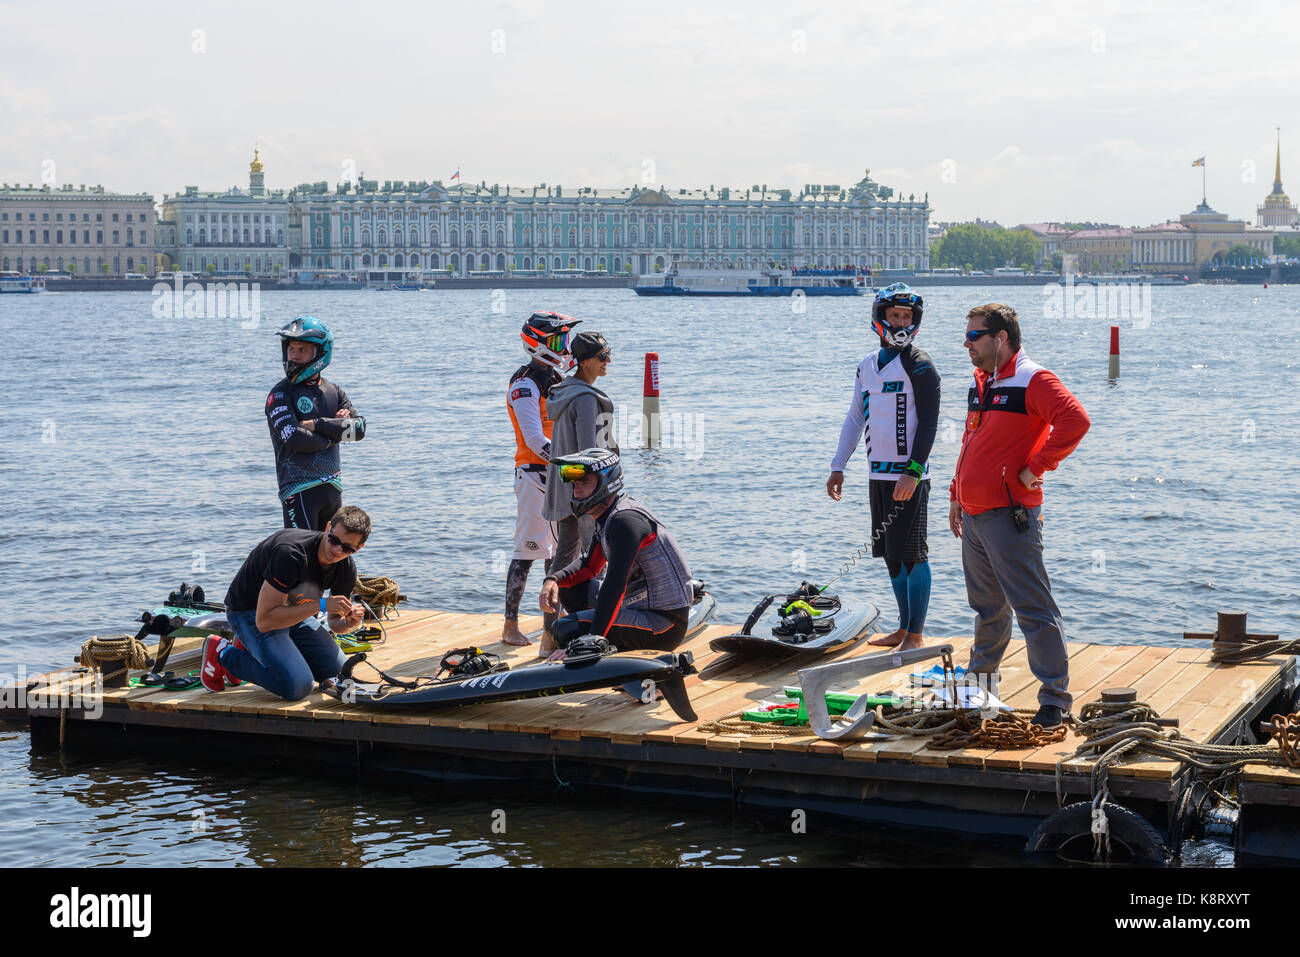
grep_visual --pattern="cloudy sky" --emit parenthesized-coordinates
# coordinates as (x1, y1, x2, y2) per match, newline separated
(3, 0, 1298, 227)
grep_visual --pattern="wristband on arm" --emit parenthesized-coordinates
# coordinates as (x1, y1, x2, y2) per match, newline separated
(903, 459, 925, 480)
(320, 597, 329, 614)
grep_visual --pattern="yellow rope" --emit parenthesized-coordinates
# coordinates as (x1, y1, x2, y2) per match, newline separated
(76, 634, 151, 682)
(355, 576, 406, 614)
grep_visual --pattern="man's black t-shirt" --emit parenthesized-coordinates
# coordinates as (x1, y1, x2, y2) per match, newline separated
(225, 529, 357, 611)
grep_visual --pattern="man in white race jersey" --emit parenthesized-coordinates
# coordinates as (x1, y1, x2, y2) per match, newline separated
(827, 283, 942, 650)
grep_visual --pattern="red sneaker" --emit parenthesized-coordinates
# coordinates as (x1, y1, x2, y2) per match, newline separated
(200, 635, 231, 692)
(223, 636, 245, 687)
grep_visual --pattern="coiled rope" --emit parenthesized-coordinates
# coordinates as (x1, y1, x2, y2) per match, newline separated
(76, 633, 151, 683)
(1056, 698, 1286, 807)
(1210, 636, 1300, 664)
(354, 576, 406, 617)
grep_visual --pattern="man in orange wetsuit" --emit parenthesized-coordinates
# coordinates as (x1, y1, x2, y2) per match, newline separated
(503, 312, 581, 647)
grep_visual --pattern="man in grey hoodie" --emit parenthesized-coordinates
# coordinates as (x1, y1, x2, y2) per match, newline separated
(541, 331, 617, 653)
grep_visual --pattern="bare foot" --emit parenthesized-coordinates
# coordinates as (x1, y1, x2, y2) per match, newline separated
(502, 621, 533, 647)
(537, 628, 557, 659)
(868, 628, 907, 647)
(897, 631, 925, 651)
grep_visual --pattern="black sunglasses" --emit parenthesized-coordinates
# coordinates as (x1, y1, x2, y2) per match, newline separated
(327, 532, 359, 555)
(965, 329, 997, 343)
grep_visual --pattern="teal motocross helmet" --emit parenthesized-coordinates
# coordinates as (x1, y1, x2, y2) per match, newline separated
(279, 316, 333, 384)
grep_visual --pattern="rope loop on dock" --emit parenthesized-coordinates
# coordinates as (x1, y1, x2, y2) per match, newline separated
(1057, 697, 1288, 807)
(354, 576, 406, 617)
(76, 633, 151, 683)
(1209, 636, 1300, 664)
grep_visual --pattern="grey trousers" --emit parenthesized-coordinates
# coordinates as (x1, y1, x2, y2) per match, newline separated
(961, 505, 1071, 710)
(552, 513, 597, 615)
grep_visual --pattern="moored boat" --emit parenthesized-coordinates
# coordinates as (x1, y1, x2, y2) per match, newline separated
(0, 271, 46, 293)
(634, 259, 869, 296)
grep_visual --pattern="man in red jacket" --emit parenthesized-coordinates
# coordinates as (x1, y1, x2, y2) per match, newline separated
(948, 303, 1090, 728)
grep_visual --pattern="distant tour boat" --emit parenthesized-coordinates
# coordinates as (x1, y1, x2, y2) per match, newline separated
(0, 271, 46, 294)
(634, 259, 870, 296)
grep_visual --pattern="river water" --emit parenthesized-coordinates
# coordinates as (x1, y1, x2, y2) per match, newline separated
(1, 284, 1296, 866)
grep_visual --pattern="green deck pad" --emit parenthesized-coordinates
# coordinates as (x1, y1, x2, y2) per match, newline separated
(780, 686, 909, 713)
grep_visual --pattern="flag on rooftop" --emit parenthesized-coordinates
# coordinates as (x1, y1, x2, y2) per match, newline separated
(1191, 157, 1205, 167)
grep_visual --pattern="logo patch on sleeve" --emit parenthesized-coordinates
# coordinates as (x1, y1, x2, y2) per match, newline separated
(511, 387, 532, 401)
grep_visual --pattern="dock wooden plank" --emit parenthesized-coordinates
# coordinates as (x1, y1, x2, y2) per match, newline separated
(1171, 656, 1290, 743)
(1242, 765, 1300, 786)
(1012, 644, 1179, 776)
(1114, 652, 1289, 779)
(1042, 645, 1214, 780)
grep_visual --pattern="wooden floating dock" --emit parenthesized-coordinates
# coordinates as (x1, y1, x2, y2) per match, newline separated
(8, 609, 1300, 859)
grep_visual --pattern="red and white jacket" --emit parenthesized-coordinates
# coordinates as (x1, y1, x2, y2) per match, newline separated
(949, 350, 1090, 515)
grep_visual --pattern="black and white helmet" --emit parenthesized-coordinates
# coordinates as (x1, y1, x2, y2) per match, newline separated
(553, 447, 624, 516)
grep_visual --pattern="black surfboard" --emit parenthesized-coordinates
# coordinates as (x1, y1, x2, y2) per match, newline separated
(324, 649, 699, 722)
(709, 585, 880, 659)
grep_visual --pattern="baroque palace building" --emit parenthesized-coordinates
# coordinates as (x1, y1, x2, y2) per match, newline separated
(288, 169, 930, 275)
(0, 182, 155, 275)
(157, 148, 292, 275)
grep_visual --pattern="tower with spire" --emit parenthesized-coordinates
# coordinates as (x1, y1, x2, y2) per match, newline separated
(1257, 129, 1299, 227)
(249, 145, 266, 198)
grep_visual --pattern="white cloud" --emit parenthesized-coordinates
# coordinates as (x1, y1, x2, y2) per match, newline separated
(2, 0, 1298, 227)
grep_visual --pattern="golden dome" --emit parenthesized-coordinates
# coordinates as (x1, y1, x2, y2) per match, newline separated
(250, 146, 264, 174)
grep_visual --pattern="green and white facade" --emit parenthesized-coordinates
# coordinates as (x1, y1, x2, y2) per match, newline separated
(289, 172, 930, 275)
(157, 150, 292, 276)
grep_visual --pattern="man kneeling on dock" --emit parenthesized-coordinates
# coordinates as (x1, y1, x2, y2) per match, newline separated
(539, 449, 694, 659)
(201, 506, 370, 699)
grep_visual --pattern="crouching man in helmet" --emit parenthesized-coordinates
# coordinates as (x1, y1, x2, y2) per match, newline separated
(538, 449, 694, 659)
(267, 316, 367, 530)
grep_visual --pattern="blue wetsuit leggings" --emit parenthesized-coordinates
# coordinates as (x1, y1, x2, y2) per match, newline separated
(885, 558, 932, 634)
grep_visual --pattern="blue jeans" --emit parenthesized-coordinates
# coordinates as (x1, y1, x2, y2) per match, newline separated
(223, 608, 346, 701)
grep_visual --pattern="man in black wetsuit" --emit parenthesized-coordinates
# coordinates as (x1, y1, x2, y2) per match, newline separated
(538, 448, 693, 657)
(826, 283, 941, 650)
(267, 316, 367, 530)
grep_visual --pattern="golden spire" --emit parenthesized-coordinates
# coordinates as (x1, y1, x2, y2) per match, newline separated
(1274, 128, 1283, 193)
(250, 144, 264, 174)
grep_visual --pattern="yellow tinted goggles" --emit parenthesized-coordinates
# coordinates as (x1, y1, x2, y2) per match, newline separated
(558, 463, 591, 482)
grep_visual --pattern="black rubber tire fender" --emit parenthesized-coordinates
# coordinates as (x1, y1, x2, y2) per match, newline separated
(1026, 801, 1168, 864)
